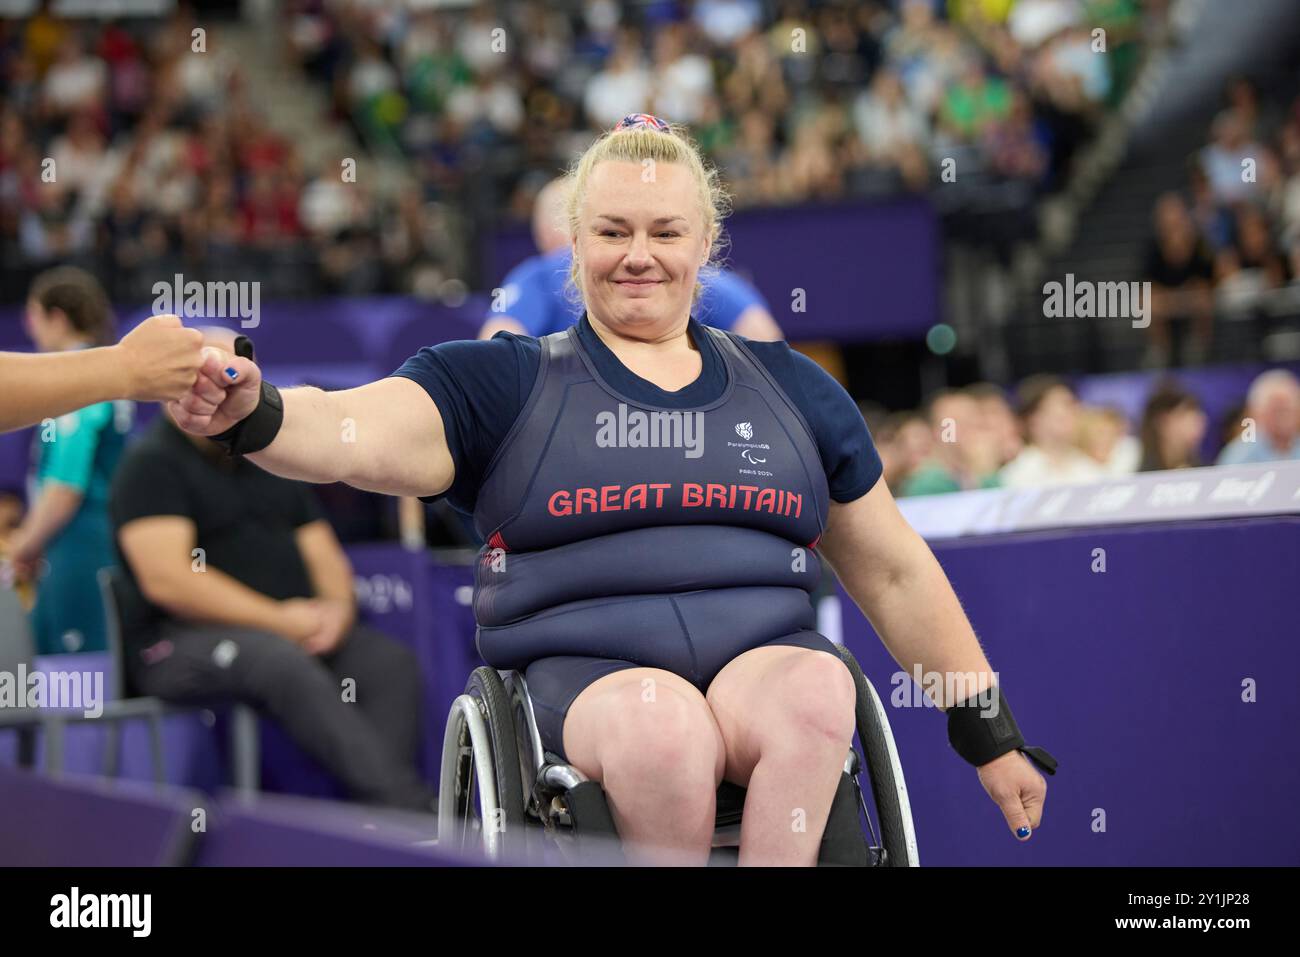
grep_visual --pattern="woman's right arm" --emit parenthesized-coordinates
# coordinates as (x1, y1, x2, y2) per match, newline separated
(168, 348, 455, 499)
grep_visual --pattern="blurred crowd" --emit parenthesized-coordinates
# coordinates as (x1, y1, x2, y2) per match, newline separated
(298, 0, 1151, 221)
(868, 365, 1300, 497)
(0, 7, 465, 305)
(1142, 79, 1300, 367)
(0, 0, 1160, 304)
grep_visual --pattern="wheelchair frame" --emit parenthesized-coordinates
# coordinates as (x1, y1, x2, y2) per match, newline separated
(438, 645, 919, 866)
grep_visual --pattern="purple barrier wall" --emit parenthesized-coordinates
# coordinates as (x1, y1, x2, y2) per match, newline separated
(837, 515, 1300, 866)
(197, 791, 466, 867)
(488, 196, 942, 342)
(0, 765, 204, 866)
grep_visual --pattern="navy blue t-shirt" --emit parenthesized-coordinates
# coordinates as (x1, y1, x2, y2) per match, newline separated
(389, 314, 881, 516)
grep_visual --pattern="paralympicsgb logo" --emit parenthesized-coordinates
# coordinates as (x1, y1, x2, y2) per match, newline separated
(735, 422, 753, 440)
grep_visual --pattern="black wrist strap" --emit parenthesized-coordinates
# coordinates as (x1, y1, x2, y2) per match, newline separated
(947, 686, 1058, 775)
(210, 336, 284, 457)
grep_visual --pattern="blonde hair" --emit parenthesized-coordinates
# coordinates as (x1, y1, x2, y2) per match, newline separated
(562, 121, 732, 314)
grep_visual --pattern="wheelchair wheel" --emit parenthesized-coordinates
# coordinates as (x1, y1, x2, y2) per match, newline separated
(437, 667, 526, 859)
(839, 647, 920, 867)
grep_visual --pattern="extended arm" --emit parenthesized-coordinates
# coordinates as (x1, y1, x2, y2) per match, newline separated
(818, 477, 995, 707)
(818, 477, 1050, 840)
(165, 347, 455, 499)
(0, 315, 203, 433)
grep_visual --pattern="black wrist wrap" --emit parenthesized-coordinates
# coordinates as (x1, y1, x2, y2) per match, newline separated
(210, 335, 284, 457)
(947, 686, 1058, 775)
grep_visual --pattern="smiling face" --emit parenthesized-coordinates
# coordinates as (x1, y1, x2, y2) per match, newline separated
(573, 159, 711, 339)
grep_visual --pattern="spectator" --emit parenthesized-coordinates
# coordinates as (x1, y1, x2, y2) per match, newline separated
(1078, 404, 1140, 475)
(1137, 381, 1207, 472)
(583, 31, 651, 130)
(694, 0, 764, 47)
(1200, 109, 1263, 207)
(648, 23, 714, 125)
(940, 56, 1011, 141)
(41, 32, 107, 118)
(47, 110, 117, 217)
(111, 328, 434, 813)
(966, 382, 1023, 468)
(902, 388, 1002, 496)
(1143, 192, 1215, 367)
(8, 267, 127, 654)
(1216, 369, 1300, 464)
(875, 409, 933, 494)
(850, 67, 929, 190)
(1214, 203, 1288, 319)
(445, 68, 525, 140)
(999, 375, 1105, 488)
(981, 88, 1049, 185)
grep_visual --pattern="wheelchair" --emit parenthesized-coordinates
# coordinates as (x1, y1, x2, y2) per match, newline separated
(437, 645, 919, 866)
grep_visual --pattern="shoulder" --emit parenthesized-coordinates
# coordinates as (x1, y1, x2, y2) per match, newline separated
(1214, 438, 1252, 465)
(739, 336, 839, 400)
(729, 333, 881, 502)
(999, 447, 1046, 484)
(902, 464, 958, 497)
(392, 331, 541, 379)
(502, 249, 570, 289)
(699, 271, 767, 327)
(500, 254, 551, 288)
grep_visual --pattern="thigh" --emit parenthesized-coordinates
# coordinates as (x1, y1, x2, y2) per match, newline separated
(320, 623, 416, 686)
(134, 621, 318, 702)
(524, 656, 638, 765)
(705, 637, 853, 789)
(550, 663, 725, 785)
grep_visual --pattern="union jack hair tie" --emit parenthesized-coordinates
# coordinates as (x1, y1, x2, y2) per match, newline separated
(613, 112, 671, 133)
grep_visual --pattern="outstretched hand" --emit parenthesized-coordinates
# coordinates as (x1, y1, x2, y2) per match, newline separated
(116, 314, 205, 402)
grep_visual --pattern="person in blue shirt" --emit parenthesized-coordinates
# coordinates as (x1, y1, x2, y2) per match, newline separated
(480, 176, 785, 342)
(7, 268, 133, 654)
(1215, 369, 1300, 465)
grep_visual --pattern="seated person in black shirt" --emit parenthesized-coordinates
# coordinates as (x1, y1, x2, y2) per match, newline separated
(1143, 192, 1216, 367)
(109, 330, 433, 813)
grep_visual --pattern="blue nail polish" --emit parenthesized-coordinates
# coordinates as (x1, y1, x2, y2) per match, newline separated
(225, 367, 238, 380)
(1016, 826, 1031, 839)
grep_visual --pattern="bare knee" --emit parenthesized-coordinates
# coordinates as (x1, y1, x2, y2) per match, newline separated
(766, 652, 857, 752)
(595, 683, 723, 803)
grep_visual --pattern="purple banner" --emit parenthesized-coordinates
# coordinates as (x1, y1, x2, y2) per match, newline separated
(837, 515, 1299, 866)
(487, 197, 941, 342)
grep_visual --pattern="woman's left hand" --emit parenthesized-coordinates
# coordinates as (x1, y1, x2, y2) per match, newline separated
(976, 750, 1047, 841)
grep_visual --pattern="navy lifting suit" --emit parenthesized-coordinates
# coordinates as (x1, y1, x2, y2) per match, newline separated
(470, 321, 846, 762)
